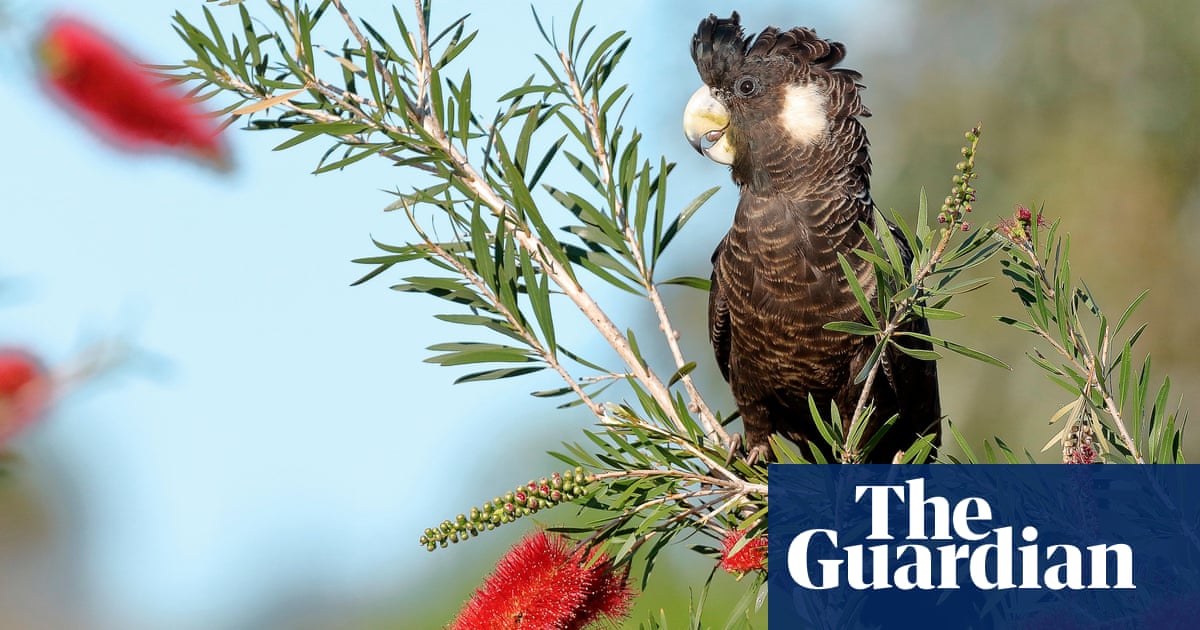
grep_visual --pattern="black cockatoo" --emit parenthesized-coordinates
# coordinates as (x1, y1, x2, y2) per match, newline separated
(682, 13, 940, 463)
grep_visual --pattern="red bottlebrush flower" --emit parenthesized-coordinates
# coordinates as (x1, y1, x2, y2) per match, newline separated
(1065, 440, 1098, 465)
(997, 205, 1050, 243)
(0, 349, 52, 446)
(36, 16, 230, 169)
(719, 528, 768, 576)
(449, 530, 633, 630)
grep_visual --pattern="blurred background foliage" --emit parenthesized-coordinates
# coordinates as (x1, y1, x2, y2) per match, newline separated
(2, 0, 1198, 628)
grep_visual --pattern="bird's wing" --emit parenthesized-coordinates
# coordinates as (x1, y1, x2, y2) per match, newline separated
(709, 236, 732, 383)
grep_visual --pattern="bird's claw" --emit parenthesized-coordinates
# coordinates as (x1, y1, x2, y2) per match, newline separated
(725, 432, 769, 467)
(745, 444, 769, 467)
(725, 432, 743, 467)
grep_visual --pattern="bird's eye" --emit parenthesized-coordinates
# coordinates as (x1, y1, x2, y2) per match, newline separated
(734, 76, 760, 97)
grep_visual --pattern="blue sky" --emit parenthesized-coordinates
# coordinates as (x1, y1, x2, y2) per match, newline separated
(0, 1, 897, 627)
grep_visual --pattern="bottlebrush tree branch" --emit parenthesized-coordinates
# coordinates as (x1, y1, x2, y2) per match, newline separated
(828, 127, 1007, 463)
(556, 49, 726, 445)
(169, 1, 758, 583)
(995, 205, 1185, 464)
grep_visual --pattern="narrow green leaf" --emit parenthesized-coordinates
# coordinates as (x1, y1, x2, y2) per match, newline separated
(455, 366, 545, 383)
(853, 341, 886, 384)
(524, 247, 556, 356)
(584, 31, 626, 82)
(531, 386, 574, 398)
(434, 313, 524, 343)
(313, 144, 386, 173)
(657, 186, 719, 258)
(529, 135, 566, 188)
(946, 420, 980, 463)
(932, 276, 992, 296)
(852, 248, 893, 273)
(558, 346, 610, 373)
(898, 331, 1011, 370)
(468, 204, 495, 288)
(1118, 340, 1133, 412)
(658, 276, 710, 291)
(667, 362, 697, 387)
(889, 341, 942, 361)
(872, 211, 908, 278)
(823, 321, 879, 336)
(427, 348, 535, 366)
(272, 130, 322, 151)
(916, 188, 930, 242)
(995, 316, 1037, 333)
(1114, 289, 1150, 335)
(889, 209, 918, 264)
(807, 395, 840, 451)
(911, 306, 965, 320)
(633, 161, 653, 258)
(838, 253, 879, 329)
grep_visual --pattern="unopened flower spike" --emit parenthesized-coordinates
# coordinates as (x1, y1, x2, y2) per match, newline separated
(420, 467, 591, 551)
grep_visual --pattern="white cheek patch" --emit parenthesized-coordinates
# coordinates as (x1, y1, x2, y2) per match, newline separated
(779, 83, 828, 145)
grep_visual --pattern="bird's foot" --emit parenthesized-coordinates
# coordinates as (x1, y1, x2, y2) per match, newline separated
(725, 432, 770, 467)
(745, 443, 770, 466)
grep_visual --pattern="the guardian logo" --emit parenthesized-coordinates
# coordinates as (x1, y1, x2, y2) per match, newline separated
(787, 478, 1135, 591)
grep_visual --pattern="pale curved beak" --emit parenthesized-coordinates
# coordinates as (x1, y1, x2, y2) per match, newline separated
(683, 86, 735, 165)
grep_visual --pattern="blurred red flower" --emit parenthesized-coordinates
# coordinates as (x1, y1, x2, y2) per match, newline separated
(36, 16, 230, 169)
(449, 529, 633, 630)
(719, 528, 767, 576)
(0, 348, 51, 446)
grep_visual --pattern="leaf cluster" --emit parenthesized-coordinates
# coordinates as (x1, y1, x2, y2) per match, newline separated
(822, 129, 1006, 462)
(996, 211, 1186, 463)
(171, 2, 752, 612)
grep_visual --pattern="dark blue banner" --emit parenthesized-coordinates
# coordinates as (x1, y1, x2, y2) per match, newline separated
(768, 465, 1200, 629)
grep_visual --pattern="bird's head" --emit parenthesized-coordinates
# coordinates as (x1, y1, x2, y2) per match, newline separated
(683, 13, 870, 193)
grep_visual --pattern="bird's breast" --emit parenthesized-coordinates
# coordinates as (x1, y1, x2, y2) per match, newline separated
(715, 205, 873, 395)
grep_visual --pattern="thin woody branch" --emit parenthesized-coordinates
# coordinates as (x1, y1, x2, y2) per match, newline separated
(845, 223, 956, 458)
(844, 127, 982, 462)
(390, 0, 694, 436)
(590, 468, 767, 496)
(1018, 245, 1144, 463)
(557, 50, 728, 447)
